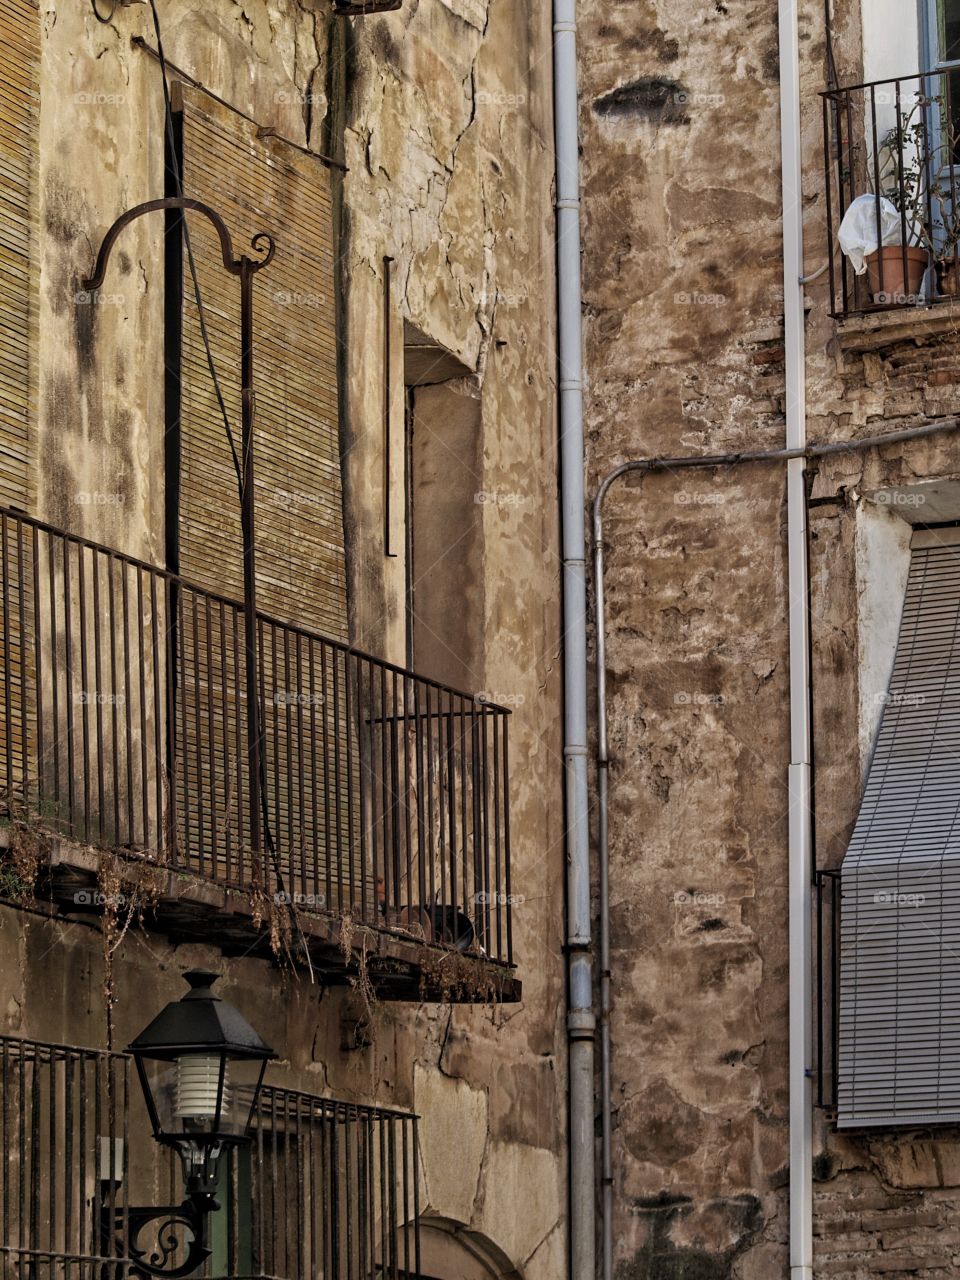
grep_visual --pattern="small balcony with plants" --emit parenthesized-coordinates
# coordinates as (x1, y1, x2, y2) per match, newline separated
(823, 67, 960, 318)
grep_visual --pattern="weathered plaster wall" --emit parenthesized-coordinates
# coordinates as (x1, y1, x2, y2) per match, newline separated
(580, 0, 960, 1276)
(9, 2, 565, 1275)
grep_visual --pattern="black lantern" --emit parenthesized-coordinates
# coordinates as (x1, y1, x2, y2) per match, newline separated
(102, 970, 274, 1279)
(129, 969, 275, 1200)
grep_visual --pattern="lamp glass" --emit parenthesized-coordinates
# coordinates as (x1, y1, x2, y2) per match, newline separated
(140, 1053, 265, 1143)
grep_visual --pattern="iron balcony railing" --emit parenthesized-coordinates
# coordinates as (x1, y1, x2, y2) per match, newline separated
(0, 1032, 421, 1279)
(822, 69, 960, 317)
(0, 506, 513, 965)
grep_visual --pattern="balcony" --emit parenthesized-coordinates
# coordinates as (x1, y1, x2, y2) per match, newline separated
(0, 507, 518, 1001)
(0, 1031, 421, 1279)
(822, 69, 960, 319)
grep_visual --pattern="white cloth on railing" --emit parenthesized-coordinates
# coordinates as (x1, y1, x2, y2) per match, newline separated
(838, 194, 905, 275)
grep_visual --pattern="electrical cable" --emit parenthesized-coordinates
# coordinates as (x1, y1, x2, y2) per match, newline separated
(147, 0, 242, 490)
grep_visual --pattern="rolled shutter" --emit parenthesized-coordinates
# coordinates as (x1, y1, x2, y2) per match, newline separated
(170, 88, 352, 890)
(0, 4, 37, 811)
(0, 0, 38, 509)
(176, 85, 346, 639)
(838, 526, 960, 1127)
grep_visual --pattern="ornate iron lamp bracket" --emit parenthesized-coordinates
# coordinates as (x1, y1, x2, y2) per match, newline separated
(84, 196, 274, 873)
(83, 196, 274, 290)
(100, 1197, 214, 1280)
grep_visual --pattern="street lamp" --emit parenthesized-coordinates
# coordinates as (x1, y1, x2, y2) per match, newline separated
(129, 968, 274, 1198)
(103, 969, 274, 1278)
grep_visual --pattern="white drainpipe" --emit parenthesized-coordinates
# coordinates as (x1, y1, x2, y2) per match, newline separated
(778, 0, 814, 1274)
(552, 2, 596, 1278)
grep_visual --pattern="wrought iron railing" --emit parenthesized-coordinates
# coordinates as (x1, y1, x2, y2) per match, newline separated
(0, 1032, 421, 1279)
(0, 506, 513, 965)
(822, 70, 960, 317)
(815, 868, 841, 1111)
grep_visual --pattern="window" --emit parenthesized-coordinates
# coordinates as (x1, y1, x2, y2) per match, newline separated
(837, 524, 960, 1127)
(928, 0, 960, 66)
(170, 84, 347, 640)
(402, 323, 480, 688)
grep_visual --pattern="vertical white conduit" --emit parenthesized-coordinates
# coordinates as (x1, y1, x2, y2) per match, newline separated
(778, 0, 815, 1274)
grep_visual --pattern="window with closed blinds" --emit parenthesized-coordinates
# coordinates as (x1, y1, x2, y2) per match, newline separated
(0, 4, 38, 812)
(0, 0, 38, 509)
(174, 84, 347, 639)
(169, 87, 351, 886)
(838, 525, 960, 1127)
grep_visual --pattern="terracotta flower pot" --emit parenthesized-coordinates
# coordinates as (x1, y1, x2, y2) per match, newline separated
(865, 246, 928, 304)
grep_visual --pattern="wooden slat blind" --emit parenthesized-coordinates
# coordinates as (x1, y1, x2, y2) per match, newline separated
(171, 88, 354, 890)
(176, 85, 347, 639)
(838, 527, 960, 1127)
(0, 6, 38, 813)
(0, 0, 38, 509)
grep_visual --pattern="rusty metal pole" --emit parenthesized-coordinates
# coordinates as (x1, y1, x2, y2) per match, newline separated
(239, 256, 263, 873)
(83, 197, 275, 880)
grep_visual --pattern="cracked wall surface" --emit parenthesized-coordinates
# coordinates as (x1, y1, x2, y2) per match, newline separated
(3, 1, 564, 1273)
(580, 0, 960, 1277)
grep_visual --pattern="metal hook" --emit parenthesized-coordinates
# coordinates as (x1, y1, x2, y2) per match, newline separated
(91, 0, 145, 22)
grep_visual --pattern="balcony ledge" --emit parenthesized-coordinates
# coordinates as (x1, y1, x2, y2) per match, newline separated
(7, 837, 521, 1004)
(835, 297, 960, 356)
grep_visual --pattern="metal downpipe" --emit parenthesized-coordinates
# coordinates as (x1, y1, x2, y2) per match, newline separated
(553, 2, 596, 1278)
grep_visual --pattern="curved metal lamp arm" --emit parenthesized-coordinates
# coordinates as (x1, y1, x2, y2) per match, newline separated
(101, 1197, 213, 1280)
(83, 196, 275, 290)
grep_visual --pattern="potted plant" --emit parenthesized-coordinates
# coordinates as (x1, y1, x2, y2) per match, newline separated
(875, 96, 960, 300)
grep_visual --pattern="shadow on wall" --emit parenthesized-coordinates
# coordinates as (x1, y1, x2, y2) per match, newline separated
(616, 1192, 765, 1280)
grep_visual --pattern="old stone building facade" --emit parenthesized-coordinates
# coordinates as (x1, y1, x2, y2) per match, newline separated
(10, 0, 960, 1277)
(580, 1, 960, 1278)
(0, 2, 564, 1278)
